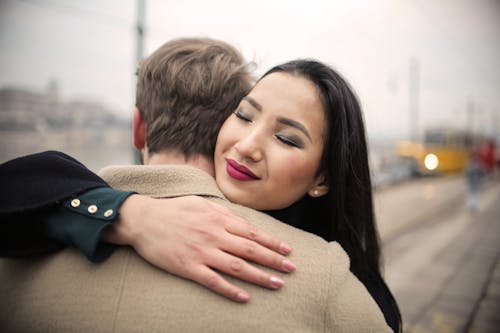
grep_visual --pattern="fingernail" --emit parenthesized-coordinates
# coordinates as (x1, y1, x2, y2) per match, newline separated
(236, 291, 250, 302)
(282, 259, 296, 272)
(270, 276, 284, 289)
(279, 243, 292, 255)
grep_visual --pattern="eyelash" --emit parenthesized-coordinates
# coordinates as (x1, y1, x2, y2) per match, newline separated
(276, 135, 301, 148)
(234, 110, 252, 122)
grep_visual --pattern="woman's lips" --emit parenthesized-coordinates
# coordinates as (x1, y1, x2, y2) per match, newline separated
(226, 159, 260, 181)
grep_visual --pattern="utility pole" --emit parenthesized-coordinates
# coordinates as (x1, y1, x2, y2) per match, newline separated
(134, 0, 146, 164)
(409, 57, 420, 142)
(136, 0, 145, 70)
(466, 97, 474, 135)
(493, 110, 499, 141)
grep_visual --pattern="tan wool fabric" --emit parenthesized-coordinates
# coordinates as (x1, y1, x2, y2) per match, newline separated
(0, 165, 391, 333)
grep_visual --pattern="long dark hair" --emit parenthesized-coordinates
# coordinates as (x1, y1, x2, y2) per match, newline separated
(263, 60, 401, 332)
(263, 59, 381, 279)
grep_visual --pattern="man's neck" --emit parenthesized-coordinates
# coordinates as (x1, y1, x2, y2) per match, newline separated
(145, 150, 214, 177)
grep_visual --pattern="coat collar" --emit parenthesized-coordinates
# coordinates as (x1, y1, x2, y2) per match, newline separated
(98, 164, 226, 200)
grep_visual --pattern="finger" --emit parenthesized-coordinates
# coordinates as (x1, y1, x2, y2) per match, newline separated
(224, 218, 293, 256)
(192, 265, 250, 303)
(207, 251, 286, 290)
(222, 236, 296, 273)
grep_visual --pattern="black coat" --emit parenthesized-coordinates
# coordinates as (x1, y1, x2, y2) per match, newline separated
(0, 151, 108, 256)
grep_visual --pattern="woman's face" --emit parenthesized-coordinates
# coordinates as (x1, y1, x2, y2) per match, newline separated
(214, 72, 327, 210)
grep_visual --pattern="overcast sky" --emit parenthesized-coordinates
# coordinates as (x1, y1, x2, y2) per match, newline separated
(1, 0, 499, 140)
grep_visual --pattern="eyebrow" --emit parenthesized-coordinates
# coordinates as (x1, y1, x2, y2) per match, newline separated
(277, 117, 312, 142)
(243, 96, 312, 142)
(243, 96, 262, 111)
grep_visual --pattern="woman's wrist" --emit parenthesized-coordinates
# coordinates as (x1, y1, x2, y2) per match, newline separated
(100, 194, 146, 247)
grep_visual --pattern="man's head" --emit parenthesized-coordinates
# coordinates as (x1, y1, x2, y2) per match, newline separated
(133, 37, 253, 162)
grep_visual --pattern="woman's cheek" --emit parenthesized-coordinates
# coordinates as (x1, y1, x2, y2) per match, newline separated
(277, 153, 312, 183)
(218, 118, 238, 146)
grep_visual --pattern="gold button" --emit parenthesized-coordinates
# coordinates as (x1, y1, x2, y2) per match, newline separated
(88, 205, 98, 214)
(104, 209, 113, 217)
(71, 199, 81, 208)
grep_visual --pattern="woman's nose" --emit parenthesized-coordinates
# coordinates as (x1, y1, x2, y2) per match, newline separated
(234, 129, 264, 162)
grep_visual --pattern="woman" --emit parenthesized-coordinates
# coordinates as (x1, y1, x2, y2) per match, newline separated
(213, 60, 401, 332)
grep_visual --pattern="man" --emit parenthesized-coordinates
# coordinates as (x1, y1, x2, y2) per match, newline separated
(0, 38, 391, 332)
(0, 38, 294, 303)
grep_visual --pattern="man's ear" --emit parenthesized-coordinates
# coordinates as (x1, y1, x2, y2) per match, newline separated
(308, 174, 329, 198)
(133, 107, 147, 150)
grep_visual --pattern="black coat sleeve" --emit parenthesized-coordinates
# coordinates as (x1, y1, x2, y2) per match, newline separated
(0, 151, 110, 257)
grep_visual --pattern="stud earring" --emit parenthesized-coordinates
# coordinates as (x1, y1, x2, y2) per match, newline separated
(313, 189, 320, 197)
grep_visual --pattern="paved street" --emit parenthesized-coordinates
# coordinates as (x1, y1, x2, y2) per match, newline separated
(375, 175, 500, 333)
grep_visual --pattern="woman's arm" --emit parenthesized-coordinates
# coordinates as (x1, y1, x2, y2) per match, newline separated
(0, 151, 110, 257)
(0, 151, 107, 216)
(105, 194, 295, 302)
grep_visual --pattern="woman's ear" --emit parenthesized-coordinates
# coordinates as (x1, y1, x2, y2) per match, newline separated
(308, 174, 329, 198)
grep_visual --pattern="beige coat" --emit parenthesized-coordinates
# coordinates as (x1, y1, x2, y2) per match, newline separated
(0, 165, 391, 333)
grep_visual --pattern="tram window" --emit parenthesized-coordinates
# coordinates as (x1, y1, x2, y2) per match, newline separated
(425, 132, 446, 145)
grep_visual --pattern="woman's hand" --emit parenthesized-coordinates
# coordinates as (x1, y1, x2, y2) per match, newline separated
(102, 194, 296, 302)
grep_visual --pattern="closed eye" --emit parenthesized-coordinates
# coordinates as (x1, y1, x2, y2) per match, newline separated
(276, 134, 302, 148)
(234, 110, 252, 123)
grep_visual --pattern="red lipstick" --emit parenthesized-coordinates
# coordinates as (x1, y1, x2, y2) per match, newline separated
(226, 159, 259, 181)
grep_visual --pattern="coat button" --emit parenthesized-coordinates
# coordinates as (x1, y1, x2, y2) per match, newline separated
(104, 209, 114, 217)
(71, 199, 81, 208)
(88, 205, 98, 214)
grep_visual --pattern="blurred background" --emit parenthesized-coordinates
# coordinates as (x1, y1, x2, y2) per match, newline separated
(1, 1, 499, 332)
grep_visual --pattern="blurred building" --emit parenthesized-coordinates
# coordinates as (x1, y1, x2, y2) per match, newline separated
(0, 82, 132, 170)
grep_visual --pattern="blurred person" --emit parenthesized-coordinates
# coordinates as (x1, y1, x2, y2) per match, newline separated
(477, 139, 496, 173)
(0, 41, 393, 332)
(466, 148, 486, 214)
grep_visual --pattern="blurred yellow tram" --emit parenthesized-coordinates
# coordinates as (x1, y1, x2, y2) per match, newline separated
(396, 129, 472, 175)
